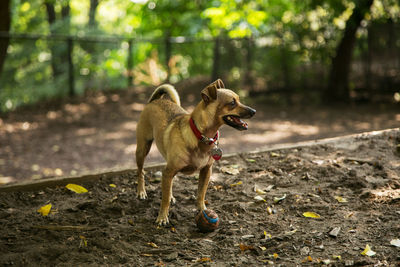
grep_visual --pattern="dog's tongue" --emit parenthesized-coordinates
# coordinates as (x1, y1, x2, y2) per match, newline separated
(233, 116, 248, 129)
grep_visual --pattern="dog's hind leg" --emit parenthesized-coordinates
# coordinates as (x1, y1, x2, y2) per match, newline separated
(136, 135, 153, 199)
(156, 165, 177, 225)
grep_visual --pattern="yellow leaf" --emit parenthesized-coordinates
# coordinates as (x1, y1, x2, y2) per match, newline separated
(254, 195, 266, 202)
(274, 194, 286, 203)
(255, 188, 266, 195)
(270, 152, 280, 157)
(273, 253, 279, 259)
(266, 206, 274, 215)
(334, 196, 348, 203)
(37, 203, 52, 216)
(196, 257, 212, 263)
(303, 212, 321, 218)
(109, 184, 116, 188)
(361, 244, 376, 256)
(230, 181, 243, 187)
(263, 230, 271, 239)
(65, 184, 88, 194)
(147, 242, 159, 248)
(332, 255, 342, 260)
(259, 246, 267, 251)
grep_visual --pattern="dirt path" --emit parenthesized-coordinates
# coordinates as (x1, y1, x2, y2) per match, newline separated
(0, 129, 399, 266)
(0, 86, 399, 184)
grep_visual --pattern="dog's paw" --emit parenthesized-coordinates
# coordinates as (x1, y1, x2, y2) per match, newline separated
(156, 215, 169, 226)
(137, 190, 147, 200)
(170, 195, 176, 205)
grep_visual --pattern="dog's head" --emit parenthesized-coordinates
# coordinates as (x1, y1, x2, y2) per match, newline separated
(201, 79, 256, 131)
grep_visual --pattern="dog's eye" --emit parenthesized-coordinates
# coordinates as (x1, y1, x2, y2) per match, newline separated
(229, 99, 236, 107)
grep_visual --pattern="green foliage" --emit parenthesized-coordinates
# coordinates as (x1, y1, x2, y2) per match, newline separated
(1, 0, 400, 111)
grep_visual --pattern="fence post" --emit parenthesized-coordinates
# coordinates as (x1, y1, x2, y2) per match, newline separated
(127, 38, 134, 87)
(245, 36, 254, 90)
(67, 37, 75, 97)
(165, 33, 171, 82)
(211, 36, 220, 82)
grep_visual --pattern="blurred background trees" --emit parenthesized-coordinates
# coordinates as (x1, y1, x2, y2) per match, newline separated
(0, 0, 399, 111)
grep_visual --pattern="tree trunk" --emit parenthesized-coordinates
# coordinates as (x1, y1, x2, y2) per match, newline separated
(0, 0, 12, 76)
(45, 0, 71, 79)
(89, 0, 99, 29)
(325, 0, 374, 103)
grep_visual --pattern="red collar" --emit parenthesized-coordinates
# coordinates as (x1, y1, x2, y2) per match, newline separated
(189, 118, 219, 145)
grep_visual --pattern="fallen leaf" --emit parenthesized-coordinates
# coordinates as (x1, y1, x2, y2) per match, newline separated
(254, 185, 267, 195)
(334, 196, 348, 203)
(221, 166, 240, 175)
(312, 159, 324, 165)
(147, 242, 159, 248)
(274, 194, 286, 203)
(332, 255, 341, 260)
(322, 259, 331, 264)
(65, 184, 88, 194)
(239, 243, 255, 251)
(303, 212, 321, 218)
(246, 158, 256, 163)
(195, 257, 212, 263)
(141, 254, 153, 257)
(361, 244, 376, 256)
(266, 206, 273, 215)
(273, 253, 279, 259)
(270, 152, 280, 157)
(390, 239, 400, 247)
(254, 195, 266, 202)
(263, 230, 271, 239)
(259, 246, 267, 251)
(285, 229, 298, 235)
(109, 184, 116, 188)
(37, 204, 52, 216)
(230, 181, 243, 187)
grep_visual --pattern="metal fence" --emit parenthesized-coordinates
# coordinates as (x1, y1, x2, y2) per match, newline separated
(0, 22, 399, 111)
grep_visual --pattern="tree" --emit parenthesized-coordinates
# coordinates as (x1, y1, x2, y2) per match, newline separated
(89, 0, 99, 29)
(325, 0, 374, 102)
(45, 0, 71, 79)
(0, 0, 11, 76)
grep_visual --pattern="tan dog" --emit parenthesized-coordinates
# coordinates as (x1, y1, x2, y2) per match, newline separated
(135, 79, 256, 225)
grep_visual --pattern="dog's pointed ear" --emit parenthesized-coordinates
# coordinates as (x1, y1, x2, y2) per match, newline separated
(201, 79, 225, 104)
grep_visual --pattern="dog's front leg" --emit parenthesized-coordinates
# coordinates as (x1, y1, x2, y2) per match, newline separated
(156, 166, 177, 225)
(197, 164, 212, 211)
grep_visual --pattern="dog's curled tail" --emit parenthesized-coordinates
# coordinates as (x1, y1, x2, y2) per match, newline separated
(148, 84, 181, 106)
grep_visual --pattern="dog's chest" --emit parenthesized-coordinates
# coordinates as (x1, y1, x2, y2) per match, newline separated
(180, 150, 211, 174)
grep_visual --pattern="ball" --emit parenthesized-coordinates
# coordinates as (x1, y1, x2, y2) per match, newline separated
(195, 209, 220, 232)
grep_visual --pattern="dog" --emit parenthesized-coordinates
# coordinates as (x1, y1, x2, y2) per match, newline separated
(135, 79, 256, 225)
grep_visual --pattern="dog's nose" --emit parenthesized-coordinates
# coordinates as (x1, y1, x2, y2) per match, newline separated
(248, 107, 256, 117)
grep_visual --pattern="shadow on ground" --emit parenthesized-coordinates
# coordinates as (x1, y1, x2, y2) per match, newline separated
(0, 86, 399, 183)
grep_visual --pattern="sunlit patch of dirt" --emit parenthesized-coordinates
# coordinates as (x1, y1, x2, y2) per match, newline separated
(0, 88, 400, 183)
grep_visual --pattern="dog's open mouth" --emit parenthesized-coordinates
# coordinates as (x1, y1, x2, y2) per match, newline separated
(223, 115, 248, 131)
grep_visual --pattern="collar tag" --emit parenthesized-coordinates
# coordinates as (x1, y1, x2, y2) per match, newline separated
(211, 146, 223, 161)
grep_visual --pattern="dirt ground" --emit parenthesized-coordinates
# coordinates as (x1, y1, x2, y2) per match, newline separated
(0, 84, 400, 184)
(0, 129, 399, 266)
